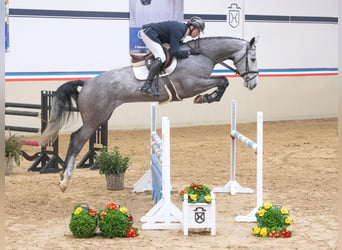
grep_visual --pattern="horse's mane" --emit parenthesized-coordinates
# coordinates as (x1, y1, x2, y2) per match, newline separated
(185, 36, 246, 45)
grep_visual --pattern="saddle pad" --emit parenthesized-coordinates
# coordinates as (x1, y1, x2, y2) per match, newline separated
(132, 58, 177, 80)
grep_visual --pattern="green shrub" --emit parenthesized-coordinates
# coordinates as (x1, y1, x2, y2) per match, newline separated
(98, 203, 133, 238)
(5, 134, 22, 166)
(97, 147, 130, 175)
(69, 205, 98, 238)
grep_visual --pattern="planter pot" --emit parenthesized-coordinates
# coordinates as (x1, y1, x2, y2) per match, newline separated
(5, 157, 14, 176)
(182, 192, 216, 236)
(105, 173, 125, 190)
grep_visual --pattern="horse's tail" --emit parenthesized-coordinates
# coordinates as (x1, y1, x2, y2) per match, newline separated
(40, 79, 84, 146)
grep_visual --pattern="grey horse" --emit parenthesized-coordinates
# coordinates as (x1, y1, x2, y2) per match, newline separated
(41, 36, 259, 192)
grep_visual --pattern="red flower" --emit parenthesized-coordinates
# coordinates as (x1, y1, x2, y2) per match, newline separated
(197, 185, 202, 189)
(88, 210, 97, 216)
(284, 231, 292, 238)
(126, 227, 137, 238)
(189, 182, 195, 187)
(99, 210, 108, 219)
(127, 214, 133, 221)
(268, 230, 275, 237)
(279, 229, 292, 238)
(179, 190, 185, 195)
(106, 203, 119, 210)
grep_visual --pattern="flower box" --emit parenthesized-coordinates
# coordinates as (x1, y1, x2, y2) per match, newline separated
(182, 192, 216, 236)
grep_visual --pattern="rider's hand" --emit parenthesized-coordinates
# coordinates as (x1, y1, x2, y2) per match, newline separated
(189, 48, 201, 55)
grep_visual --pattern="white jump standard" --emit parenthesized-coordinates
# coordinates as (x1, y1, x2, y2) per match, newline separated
(140, 105, 182, 230)
(133, 103, 157, 193)
(213, 99, 264, 222)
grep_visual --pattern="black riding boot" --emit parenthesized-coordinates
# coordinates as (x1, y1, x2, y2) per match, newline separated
(140, 58, 163, 96)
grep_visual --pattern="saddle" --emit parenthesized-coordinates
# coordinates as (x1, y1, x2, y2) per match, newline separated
(130, 47, 172, 70)
(130, 47, 181, 104)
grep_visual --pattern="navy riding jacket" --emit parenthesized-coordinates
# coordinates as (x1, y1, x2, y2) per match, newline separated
(142, 21, 189, 58)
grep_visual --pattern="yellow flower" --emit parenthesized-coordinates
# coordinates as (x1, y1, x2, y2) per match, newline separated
(281, 207, 289, 214)
(260, 227, 268, 237)
(263, 202, 272, 209)
(204, 195, 211, 202)
(253, 226, 261, 235)
(190, 194, 197, 201)
(285, 216, 293, 224)
(120, 207, 128, 214)
(74, 207, 83, 215)
(257, 208, 266, 216)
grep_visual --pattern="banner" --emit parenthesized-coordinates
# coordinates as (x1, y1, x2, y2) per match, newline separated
(226, 0, 244, 39)
(5, 0, 9, 51)
(129, 0, 184, 53)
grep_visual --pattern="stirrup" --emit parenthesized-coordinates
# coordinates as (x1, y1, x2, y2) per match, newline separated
(140, 85, 149, 92)
(151, 87, 160, 97)
(140, 87, 153, 95)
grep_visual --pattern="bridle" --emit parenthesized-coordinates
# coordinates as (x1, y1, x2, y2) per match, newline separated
(188, 40, 259, 82)
(231, 47, 259, 81)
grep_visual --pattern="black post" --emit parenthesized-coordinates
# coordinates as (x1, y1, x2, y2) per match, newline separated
(27, 91, 64, 173)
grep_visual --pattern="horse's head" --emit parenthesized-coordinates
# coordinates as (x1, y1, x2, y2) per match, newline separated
(234, 37, 259, 90)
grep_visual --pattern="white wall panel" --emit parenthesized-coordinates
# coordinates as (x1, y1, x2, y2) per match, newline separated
(4, 0, 339, 130)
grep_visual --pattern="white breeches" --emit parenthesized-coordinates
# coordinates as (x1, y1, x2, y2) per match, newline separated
(140, 30, 166, 63)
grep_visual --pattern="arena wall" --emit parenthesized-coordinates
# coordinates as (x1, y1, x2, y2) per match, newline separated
(5, 0, 338, 132)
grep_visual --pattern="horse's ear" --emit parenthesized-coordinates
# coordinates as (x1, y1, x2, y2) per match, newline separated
(249, 36, 259, 46)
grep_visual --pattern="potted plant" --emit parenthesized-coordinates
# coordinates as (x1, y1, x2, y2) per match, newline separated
(5, 134, 22, 175)
(96, 147, 130, 190)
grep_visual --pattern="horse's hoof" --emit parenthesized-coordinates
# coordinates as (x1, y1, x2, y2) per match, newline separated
(59, 182, 67, 192)
(194, 95, 205, 104)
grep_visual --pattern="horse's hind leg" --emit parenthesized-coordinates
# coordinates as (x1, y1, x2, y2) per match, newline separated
(59, 126, 95, 192)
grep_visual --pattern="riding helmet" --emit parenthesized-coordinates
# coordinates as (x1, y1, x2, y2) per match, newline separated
(187, 16, 205, 32)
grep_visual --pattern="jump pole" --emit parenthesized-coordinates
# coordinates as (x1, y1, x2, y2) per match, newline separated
(213, 100, 263, 222)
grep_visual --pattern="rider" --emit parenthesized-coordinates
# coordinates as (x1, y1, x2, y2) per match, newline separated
(139, 16, 205, 96)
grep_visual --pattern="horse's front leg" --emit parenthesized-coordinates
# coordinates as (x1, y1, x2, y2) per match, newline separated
(194, 77, 229, 104)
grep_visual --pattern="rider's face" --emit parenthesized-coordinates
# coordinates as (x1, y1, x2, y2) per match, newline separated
(189, 27, 200, 38)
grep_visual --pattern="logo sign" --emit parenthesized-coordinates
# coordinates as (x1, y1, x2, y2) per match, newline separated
(140, 0, 151, 5)
(228, 3, 241, 28)
(193, 207, 207, 224)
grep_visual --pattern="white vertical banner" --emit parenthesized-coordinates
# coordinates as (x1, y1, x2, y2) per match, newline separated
(129, 0, 184, 53)
(226, 0, 245, 39)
